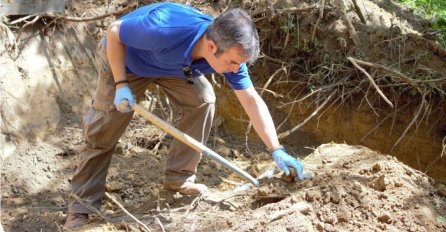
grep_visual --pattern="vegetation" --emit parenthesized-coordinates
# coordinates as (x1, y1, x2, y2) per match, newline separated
(394, 0, 446, 47)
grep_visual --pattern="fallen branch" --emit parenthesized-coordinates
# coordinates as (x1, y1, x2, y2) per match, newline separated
(348, 57, 423, 93)
(70, 194, 112, 222)
(311, 0, 325, 44)
(347, 57, 394, 108)
(105, 192, 151, 232)
(278, 90, 337, 139)
(338, 0, 360, 46)
(351, 0, 367, 24)
(185, 196, 202, 217)
(154, 217, 165, 232)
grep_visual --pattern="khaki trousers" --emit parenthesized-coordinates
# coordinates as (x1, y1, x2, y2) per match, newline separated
(68, 45, 215, 214)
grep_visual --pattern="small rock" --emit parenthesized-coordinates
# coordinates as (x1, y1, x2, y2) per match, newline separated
(395, 182, 404, 187)
(371, 163, 382, 173)
(290, 196, 298, 204)
(324, 223, 336, 232)
(115, 144, 125, 155)
(315, 222, 324, 232)
(337, 208, 351, 222)
(377, 213, 392, 224)
(106, 181, 125, 193)
(373, 175, 388, 191)
(306, 190, 321, 202)
(304, 180, 314, 188)
(352, 181, 364, 192)
(378, 224, 387, 230)
(324, 212, 337, 225)
(322, 192, 332, 204)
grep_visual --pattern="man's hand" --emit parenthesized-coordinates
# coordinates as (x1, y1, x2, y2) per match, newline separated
(272, 148, 304, 180)
(114, 86, 135, 113)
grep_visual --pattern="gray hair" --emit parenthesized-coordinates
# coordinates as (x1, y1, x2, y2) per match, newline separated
(206, 8, 260, 63)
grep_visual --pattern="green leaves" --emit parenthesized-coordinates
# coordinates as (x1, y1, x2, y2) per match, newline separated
(394, 0, 446, 47)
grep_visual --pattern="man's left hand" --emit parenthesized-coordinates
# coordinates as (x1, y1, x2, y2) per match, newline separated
(272, 148, 304, 180)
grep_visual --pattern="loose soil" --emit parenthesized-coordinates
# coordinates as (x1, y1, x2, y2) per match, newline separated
(1, 0, 446, 231)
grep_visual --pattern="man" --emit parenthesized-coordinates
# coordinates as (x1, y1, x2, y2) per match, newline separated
(65, 2, 303, 229)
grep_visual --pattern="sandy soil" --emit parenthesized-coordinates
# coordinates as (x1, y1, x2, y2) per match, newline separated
(2, 119, 445, 231)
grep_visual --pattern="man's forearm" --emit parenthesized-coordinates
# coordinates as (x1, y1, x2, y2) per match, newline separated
(235, 88, 281, 150)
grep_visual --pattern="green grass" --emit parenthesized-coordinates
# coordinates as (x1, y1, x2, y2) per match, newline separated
(394, 0, 446, 47)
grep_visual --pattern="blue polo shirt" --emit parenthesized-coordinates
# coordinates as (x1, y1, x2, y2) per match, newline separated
(118, 2, 253, 90)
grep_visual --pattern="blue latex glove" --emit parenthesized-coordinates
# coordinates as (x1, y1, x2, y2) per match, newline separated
(114, 86, 135, 113)
(272, 148, 304, 180)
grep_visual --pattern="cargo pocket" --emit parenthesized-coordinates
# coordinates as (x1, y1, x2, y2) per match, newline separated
(192, 75, 216, 104)
(83, 107, 108, 148)
(93, 72, 116, 112)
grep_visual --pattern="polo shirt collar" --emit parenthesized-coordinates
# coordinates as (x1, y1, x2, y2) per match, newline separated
(184, 23, 209, 65)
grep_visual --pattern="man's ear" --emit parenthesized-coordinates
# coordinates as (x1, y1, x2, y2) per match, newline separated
(207, 39, 218, 55)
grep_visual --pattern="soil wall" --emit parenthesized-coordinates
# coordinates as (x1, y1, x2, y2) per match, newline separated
(215, 85, 446, 183)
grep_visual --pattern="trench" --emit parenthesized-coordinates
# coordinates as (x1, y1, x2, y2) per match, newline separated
(215, 86, 446, 184)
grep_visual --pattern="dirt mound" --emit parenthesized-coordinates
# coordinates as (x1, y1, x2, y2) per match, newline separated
(154, 143, 446, 232)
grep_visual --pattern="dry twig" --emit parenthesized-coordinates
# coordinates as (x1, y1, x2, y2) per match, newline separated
(338, 0, 360, 46)
(154, 217, 166, 232)
(351, 0, 367, 24)
(105, 192, 151, 232)
(278, 90, 337, 139)
(348, 57, 394, 108)
(348, 57, 422, 93)
(311, 0, 325, 44)
(70, 194, 112, 221)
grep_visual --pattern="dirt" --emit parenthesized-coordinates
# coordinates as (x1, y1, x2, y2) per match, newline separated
(1, 0, 446, 231)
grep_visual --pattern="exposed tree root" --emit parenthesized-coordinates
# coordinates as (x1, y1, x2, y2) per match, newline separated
(348, 57, 394, 108)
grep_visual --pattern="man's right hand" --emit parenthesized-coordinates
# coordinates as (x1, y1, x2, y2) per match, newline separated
(114, 86, 135, 113)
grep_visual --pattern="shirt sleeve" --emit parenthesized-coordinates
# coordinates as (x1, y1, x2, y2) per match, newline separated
(224, 63, 253, 90)
(119, 13, 166, 50)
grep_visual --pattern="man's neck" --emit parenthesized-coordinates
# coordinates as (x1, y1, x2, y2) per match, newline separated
(191, 36, 205, 61)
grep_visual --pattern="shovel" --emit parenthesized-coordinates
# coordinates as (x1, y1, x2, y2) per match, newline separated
(119, 101, 260, 187)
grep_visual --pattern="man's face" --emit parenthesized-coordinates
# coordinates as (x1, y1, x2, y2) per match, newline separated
(207, 44, 247, 74)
